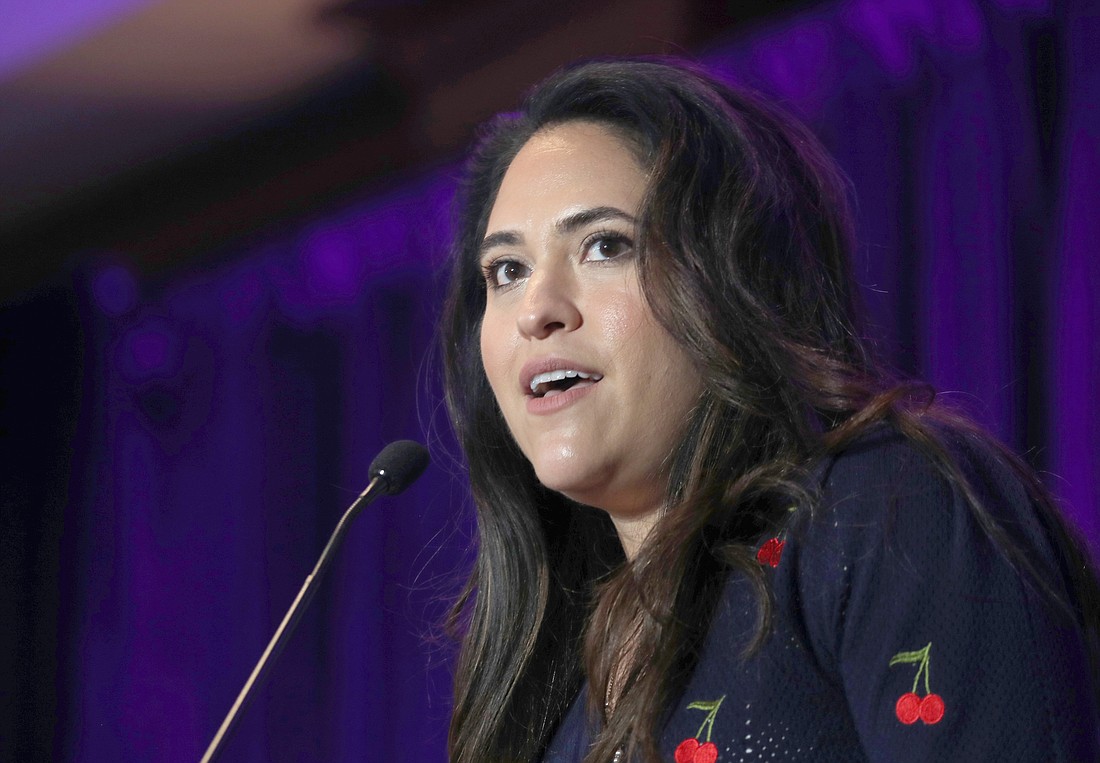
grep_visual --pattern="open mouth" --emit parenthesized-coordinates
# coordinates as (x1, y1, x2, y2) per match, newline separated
(529, 369, 602, 399)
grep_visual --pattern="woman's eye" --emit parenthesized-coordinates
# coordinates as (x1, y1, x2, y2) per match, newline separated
(484, 259, 529, 288)
(583, 233, 632, 262)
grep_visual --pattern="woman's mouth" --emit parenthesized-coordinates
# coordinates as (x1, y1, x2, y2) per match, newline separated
(528, 369, 603, 398)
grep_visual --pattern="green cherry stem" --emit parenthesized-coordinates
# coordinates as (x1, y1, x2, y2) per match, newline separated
(922, 651, 932, 695)
(909, 644, 930, 695)
(687, 696, 726, 742)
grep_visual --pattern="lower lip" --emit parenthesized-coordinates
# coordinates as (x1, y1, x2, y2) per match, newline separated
(525, 381, 598, 414)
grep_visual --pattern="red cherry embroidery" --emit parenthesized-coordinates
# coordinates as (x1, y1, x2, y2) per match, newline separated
(675, 736, 719, 763)
(919, 693, 945, 725)
(894, 692, 921, 724)
(694, 741, 719, 763)
(674, 738, 700, 763)
(756, 537, 785, 567)
(889, 642, 947, 726)
(676, 696, 725, 762)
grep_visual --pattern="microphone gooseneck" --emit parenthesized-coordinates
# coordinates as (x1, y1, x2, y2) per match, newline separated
(200, 440, 430, 763)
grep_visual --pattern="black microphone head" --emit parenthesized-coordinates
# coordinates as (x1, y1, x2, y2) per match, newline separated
(369, 440, 430, 496)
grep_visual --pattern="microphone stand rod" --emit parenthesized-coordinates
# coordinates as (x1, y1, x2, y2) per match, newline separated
(199, 476, 383, 763)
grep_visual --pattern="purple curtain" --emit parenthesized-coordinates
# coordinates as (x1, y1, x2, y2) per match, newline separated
(51, 0, 1097, 759)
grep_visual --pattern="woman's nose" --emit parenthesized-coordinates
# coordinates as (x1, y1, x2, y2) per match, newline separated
(516, 267, 582, 340)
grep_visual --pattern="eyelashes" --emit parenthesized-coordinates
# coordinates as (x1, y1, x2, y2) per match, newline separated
(481, 259, 530, 289)
(480, 229, 635, 291)
(582, 230, 633, 262)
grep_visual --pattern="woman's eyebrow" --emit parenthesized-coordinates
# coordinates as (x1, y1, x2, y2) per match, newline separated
(556, 206, 635, 234)
(478, 230, 522, 259)
(479, 206, 636, 259)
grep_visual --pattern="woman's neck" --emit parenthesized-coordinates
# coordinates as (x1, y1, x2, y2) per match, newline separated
(609, 510, 660, 560)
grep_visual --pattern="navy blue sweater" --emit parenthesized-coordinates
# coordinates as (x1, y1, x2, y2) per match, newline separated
(543, 430, 1099, 761)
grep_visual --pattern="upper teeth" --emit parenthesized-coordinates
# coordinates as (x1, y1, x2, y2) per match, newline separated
(529, 369, 603, 393)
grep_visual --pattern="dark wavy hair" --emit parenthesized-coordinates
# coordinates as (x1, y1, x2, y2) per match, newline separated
(440, 58, 1099, 763)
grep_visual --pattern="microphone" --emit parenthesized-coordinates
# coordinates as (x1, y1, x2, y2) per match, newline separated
(200, 440, 430, 763)
(370, 439, 431, 496)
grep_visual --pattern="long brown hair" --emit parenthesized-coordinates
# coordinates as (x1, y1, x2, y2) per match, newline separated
(440, 58, 1100, 762)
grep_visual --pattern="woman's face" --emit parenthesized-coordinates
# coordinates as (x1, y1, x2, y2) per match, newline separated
(478, 121, 702, 539)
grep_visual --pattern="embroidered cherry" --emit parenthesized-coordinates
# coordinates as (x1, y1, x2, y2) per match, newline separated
(675, 737, 700, 763)
(894, 692, 921, 724)
(919, 693, 945, 724)
(675, 695, 725, 763)
(888, 642, 946, 725)
(756, 537, 785, 567)
(674, 737, 718, 763)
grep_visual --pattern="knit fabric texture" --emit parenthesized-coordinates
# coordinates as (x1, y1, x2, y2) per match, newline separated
(541, 429, 1099, 762)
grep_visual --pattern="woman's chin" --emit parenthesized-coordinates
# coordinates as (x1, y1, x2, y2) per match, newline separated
(529, 457, 607, 506)
(533, 464, 600, 503)
(534, 467, 658, 522)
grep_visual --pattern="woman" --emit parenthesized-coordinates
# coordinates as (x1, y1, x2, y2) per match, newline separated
(441, 59, 1100, 762)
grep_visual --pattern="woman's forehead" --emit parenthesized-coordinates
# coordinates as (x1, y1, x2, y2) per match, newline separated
(485, 122, 648, 232)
